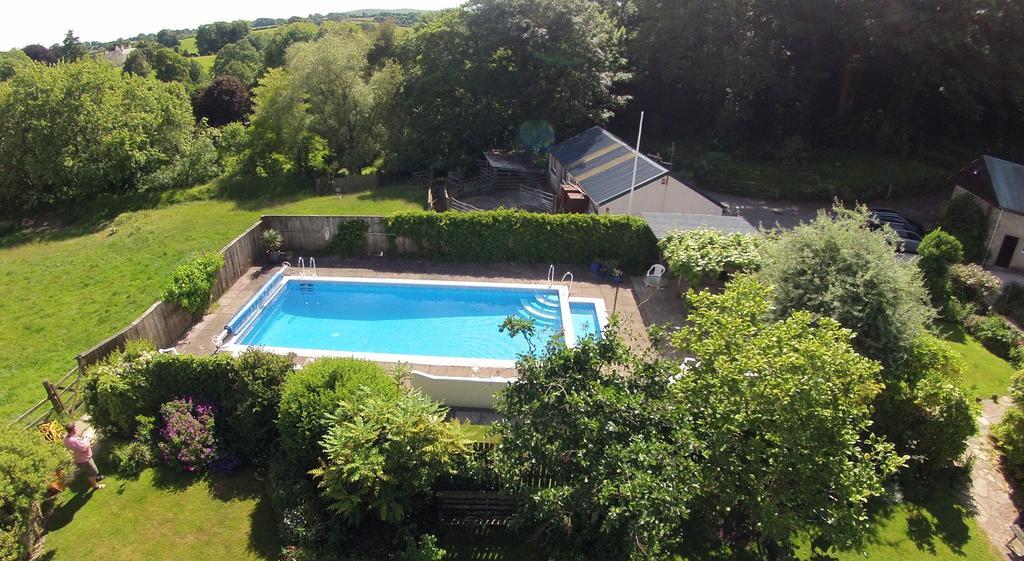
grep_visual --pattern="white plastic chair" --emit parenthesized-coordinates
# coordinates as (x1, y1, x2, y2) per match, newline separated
(644, 264, 666, 289)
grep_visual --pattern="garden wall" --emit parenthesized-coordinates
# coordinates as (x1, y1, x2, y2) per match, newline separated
(261, 215, 418, 255)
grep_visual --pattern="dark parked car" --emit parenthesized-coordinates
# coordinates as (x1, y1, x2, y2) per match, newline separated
(867, 208, 925, 236)
(891, 229, 922, 254)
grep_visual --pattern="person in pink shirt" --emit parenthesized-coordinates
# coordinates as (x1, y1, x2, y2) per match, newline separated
(63, 422, 104, 490)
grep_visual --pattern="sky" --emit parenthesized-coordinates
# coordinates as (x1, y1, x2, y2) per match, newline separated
(0, 1, 461, 50)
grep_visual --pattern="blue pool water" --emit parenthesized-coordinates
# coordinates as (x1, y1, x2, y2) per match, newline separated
(232, 279, 601, 362)
(571, 302, 603, 340)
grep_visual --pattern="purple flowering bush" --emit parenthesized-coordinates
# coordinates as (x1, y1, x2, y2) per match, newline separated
(157, 397, 219, 473)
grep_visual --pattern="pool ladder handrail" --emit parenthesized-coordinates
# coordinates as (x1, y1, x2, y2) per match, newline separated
(295, 257, 317, 277)
(561, 272, 574, 295)
(547, 264, 555, 285)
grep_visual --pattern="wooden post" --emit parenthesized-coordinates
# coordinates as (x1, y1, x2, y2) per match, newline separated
(42, 380, 66, 416)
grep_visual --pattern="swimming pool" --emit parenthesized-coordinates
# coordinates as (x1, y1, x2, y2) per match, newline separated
(220, 275, 608, 368)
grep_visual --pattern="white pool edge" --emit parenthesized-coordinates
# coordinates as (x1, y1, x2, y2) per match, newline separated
(221, 275, 581, 368)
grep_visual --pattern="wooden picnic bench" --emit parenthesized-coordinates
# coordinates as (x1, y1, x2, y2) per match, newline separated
(1007, 523, 1024, 558)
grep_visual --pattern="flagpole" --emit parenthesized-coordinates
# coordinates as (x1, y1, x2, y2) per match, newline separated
(626, 111, 645, 216)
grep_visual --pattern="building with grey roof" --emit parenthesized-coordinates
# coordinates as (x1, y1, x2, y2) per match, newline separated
(641, 212, 758, 240)
(950, 155, 1024, 269)
(547, 127, 723, 216)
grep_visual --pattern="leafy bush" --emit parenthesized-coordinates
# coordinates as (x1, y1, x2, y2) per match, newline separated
(993, 374, 1024, 483)
(311, 388, 471, 525)
(1, 426, 71, 561)
(963, 314, 1023, 359)
(950, 263, 1000, 309)
(163, 251, 225, 317)
(330, 219, 369, 257)
(110, 440, 156, 477)
(140, 129, 222, 192)
(876, 337, 976, 472)
(396, 535, 446, 561)
(658, 227, 763, 285)
(222, 349, 294, 463)
(939, 194, 988, 262)
(109, 415, 157, 476)
(758, 205, 934, 367)
(494, 326, 698, 560)
(158, 398, 220, 473)
(84, 341, 235, 438)
(995, 282, 1024, 326)
(915, 228, 963, 306)
(277, 358, 401, 470)
(1011, 345, 1024, 370)
(385, 210, 659, 272)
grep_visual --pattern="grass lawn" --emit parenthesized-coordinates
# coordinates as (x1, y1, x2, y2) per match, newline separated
(179, 36, 198, 54)
(44, 461, 278, 561)
(193, 54, 216, 73)
(938, 322, 1018, 399)
(462, 423, 496, 443)
(804, 480, 1004, 561)
(0, 177, 423, 418)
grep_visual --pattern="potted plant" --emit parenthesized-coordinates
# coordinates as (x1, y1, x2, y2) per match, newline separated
(590, 258, 604, 275)
(610, 266, 624, 284)
(603, 259, 620, 282)
(261, 229, 285, 264)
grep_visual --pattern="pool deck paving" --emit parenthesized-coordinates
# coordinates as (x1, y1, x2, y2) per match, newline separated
(175, 258, 668, 380)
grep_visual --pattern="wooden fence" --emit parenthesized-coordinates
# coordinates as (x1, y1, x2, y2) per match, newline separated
(518, 184, 555, 213)
(315, 174, 381, 195)
(261, 215, 421, 255)
(7, 366, 84, 430)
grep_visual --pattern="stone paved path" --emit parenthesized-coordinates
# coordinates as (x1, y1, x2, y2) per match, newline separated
(969, 399, 1021, 559)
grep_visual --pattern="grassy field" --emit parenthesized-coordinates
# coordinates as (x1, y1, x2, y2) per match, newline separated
(194, 54, 216, 73)
(0, 178, 423, 418)
(179, 36, 198, 54)
(44, 462, 278, 561)
(939, 322, 1018, 399)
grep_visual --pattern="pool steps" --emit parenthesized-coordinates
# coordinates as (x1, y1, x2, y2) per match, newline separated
(518, 293, 563, 329)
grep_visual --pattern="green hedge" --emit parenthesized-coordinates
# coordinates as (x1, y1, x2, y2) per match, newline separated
(83, 342, 294, 466)
(384, 210, 660, 273)
(163, 251, 224, 317)
(329, 219, 369, 257)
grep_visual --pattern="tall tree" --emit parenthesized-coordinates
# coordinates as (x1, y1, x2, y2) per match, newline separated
(156, 29, 181, 48)
(622, 0, 1024, 148)
(672, 277, 904, 555)
(21, 44, 56, 65)
(195, 20, 251, 55)
(262, 22, 318, 68)
(193, 75, 252, 126)
(213, 39, 262, 84)
(122, 49, 152, 77)
(0, 49, 32, 81)
(756, 205, 975, 471)
(60, 30, 86, 62)
(399, 0, 626, 169)
(494, 327, 698, 560)
(0, 60, 193, 213)
(244, 33, 402, 175)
